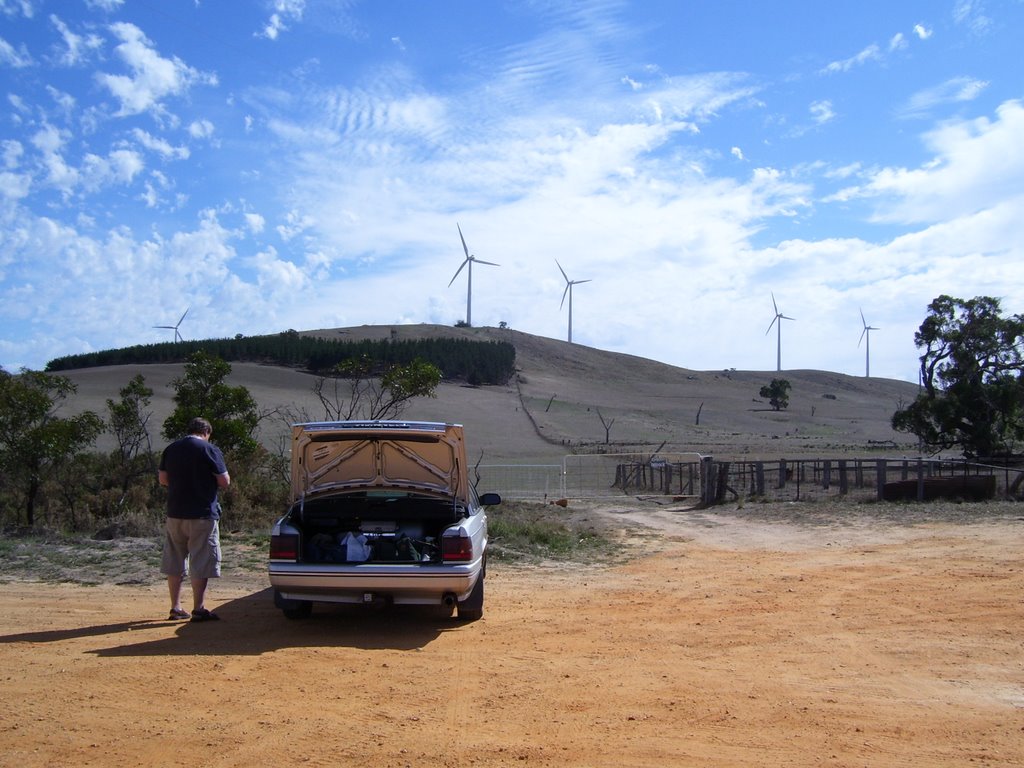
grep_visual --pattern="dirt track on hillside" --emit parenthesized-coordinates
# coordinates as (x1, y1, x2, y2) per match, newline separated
(2, 506, 1022, 767)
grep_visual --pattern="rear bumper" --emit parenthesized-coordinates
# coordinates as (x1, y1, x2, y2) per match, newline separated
(268, 561, 481, 605)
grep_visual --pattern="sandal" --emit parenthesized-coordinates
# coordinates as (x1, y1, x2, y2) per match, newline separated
(168, 608, 190, 620)
(190, 608, 220, 623)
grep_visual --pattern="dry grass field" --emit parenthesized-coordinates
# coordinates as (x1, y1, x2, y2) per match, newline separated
(5, 325, 1020, 767)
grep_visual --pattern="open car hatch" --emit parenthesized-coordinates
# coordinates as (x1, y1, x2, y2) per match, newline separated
(290, 421, 467, 502)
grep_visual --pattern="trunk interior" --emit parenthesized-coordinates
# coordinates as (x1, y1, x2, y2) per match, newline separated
(286, 494, 467, 564)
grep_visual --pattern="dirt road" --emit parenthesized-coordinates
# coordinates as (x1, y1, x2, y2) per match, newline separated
(2, 507, 1022, 767)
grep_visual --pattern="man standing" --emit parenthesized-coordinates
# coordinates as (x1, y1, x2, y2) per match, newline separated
(158, 417, 231, 622)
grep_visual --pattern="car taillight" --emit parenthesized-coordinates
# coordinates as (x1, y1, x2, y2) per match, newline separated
(270, 533, 300, 560)
(442, 534, 473, 562)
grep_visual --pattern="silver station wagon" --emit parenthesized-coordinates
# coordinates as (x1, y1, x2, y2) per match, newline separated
(268, 420, 501, 620)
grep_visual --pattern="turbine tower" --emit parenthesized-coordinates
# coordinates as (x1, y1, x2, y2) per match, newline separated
(765, 293, 794, 372)
(154, 307, 189, 343)
(859, 308, 879, 378)
(449, 223, 498, 327)
(556, 259, 591, 344)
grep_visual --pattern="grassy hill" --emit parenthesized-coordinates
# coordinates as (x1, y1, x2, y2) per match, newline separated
(62, 324, 921, 462)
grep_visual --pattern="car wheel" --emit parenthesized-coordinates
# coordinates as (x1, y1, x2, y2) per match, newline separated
(282, 601, 312, 620)
(457, 573, 484, 621)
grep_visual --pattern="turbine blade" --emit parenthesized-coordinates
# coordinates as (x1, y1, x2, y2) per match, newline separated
(178, 307, 189, 325)
(448, 258, 468, 287)
(575, 279, 592, 285)
(555, 259, 569, 282)
(771, 292, 779, 315)
(859, 307, 867, 328)
(859, 327, 866, 347)
(474, 259, 500, 267)
(457, 223, 470, 259)
(765, 316, 778, 335)
(560, 283, 570, 310)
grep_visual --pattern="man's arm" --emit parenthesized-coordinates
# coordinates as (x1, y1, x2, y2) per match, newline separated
(216, 471, 231, 489)
(158, 470, 169, 487)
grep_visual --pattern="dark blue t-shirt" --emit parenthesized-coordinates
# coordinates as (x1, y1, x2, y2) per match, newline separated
(159, 436, 228, 519)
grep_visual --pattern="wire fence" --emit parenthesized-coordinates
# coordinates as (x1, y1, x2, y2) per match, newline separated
(475, 453, 703, 501)
(474, 464, 564, 501)
(476, 454, 1024, 504)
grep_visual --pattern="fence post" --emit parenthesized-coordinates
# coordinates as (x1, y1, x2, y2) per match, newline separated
(838, 459, 848, 495)
(778, 459, 788, 489)
(823, 460, 831, 490)
(876, 459, 887, 501)
(755, 462, 765, 496)
(700, 456, 715, 506)
(716, 462, 731, 503)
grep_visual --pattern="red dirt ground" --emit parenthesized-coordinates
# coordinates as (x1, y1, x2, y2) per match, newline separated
(1, 507, 1022, 767)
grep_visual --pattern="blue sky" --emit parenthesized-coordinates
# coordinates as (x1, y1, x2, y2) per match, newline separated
(2, 0, 1022, 381)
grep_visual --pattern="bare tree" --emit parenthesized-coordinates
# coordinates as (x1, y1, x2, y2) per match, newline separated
(596, 407, 616, 445)
(312, 358, 442, 421)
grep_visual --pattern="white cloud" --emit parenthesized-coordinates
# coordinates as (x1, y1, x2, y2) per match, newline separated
(821, 43, 881, 74)
(2, 139, 23, 169)
(889, 32, 907, 52)
(833, 100, 1024, 224)
(256, 0, 306, 40)
(244, 212, 265, 234)
(8, 93, 29, 115)
(26, 122, 148, 197)
(276, 209, 315, 241)
(84, 0, 124, 10)
(49, 14, 103, 67)
(252, 246, 310, 296)
(31, 124, 79, 195)
(900, 76, 989, 118)
(130, 128, 190, 160)
(0, 35, 34, 67)
(913, 23, 932, 40)
(0, 171, 31, 199)
(809, 100, 835, 125)
(731, 146, 744, 161)
(0, 0, 35, 19)
(46, 85, 76, 116)
(80, 148, 144, 191)
(139, 181, 158, 208)
(188, 119, 215, 139)
(953, 1, 993, 35)
(95, 22, 217, 117)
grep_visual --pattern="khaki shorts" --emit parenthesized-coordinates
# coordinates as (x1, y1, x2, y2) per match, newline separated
(161, 517, 221, 579)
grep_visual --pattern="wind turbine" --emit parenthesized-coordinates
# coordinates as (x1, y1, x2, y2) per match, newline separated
(449, 223, 499, 327)
(765, 293, 794, 372)
(859, 308, 879, 378)
(154, 307, 189, 343)
(556, 259, 591, 344)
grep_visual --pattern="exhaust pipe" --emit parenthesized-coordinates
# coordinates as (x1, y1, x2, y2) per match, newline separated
(442, 592, 457, 607)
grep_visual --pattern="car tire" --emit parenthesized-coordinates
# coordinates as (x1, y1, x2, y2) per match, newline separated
(457, 572, 484, 621)
(282, 601, 312, 620)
